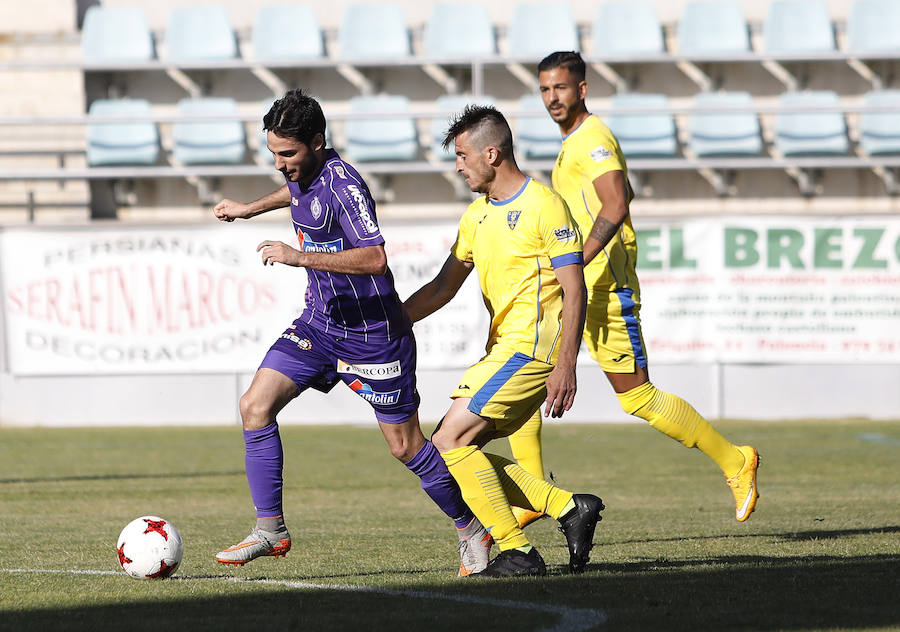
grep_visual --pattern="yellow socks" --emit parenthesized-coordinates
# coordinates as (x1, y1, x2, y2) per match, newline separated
(507, 410, 544, 479)
(617, 381, 745, 476)
(484, 453, 574, 521)
(441, 445, 528, 550)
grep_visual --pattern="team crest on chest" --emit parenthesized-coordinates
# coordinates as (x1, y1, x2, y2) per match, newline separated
(507, 210, 522, 230)
(311, 196, 322, 220)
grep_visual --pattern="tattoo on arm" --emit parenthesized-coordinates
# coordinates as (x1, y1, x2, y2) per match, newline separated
(589, 217, 619, 249)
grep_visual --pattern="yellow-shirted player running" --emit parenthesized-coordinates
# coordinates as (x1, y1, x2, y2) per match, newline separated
(405, 105, 604, 577)
(507, 51, 759, 523)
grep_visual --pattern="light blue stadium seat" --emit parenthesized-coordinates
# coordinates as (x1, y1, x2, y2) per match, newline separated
(344, 95, 417, 162)
(339, 4, 410, 59)
(508, 3, 579, 58)
(606, 94, 678, 157)
(592, 1, 664, 56)
(173, 98, 245, 164)
(87, 99, 159, 166)
(764, 0, 835, 53)
(515, 94, 562, 160)
(688, 92, 761, 156)
(253, 5, 324, 61)
(431, 94, 496, 160)
(165, 5, 237, 62)
(424, 3, 495, 58)
(859, 90, 900, 155)
(678, 1, 750, 55)
(775, 91, 848, 155)
(847, 0, 900, 53)
(82, 6, 154, 62)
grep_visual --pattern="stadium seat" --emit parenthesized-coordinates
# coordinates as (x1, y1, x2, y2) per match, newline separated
(172, 98, 246, 164)
(688, 92, 761, 156)
(165, 5, 237, 62)
(764, 0, 835, 53)
(846, 0, 900, 53)
(514, 94, 561, 160)
(507, 2, 579, 58)
(252, 5, 324, 61)
(678, 1, 750, 55)
(431, 94, 496, 160)
(859, 90, 900, 155)
(87, 99, 159, 166)
(606, 94, 678, 157)
(344, 95, 418, 162)
(423, 3, 495, 58)
(774, 91, 848, 155)
(339, 3, 410, 59)
(81, 6, 154, 62)
(592, 1, 664, 56)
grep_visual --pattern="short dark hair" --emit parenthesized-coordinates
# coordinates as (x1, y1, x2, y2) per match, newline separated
(538, 51, 586, 82)
(263, 89, 326, 146)
(441, 105, 513, 156)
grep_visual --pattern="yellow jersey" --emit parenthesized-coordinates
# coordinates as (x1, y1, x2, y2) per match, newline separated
(451, 177, 583, 363)
(551, 114, 639, 293)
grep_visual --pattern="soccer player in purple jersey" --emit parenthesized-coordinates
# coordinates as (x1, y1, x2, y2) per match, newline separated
(212, 90, 491, 575)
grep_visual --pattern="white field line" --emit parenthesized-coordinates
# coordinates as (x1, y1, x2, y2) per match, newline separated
(2, 568, 607, 631)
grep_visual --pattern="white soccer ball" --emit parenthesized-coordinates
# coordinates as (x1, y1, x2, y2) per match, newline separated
(116, 516, 183, 579)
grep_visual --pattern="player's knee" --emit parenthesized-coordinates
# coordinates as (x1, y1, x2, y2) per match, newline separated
(386, 437, 415, 462)
(239, 391, 275, 430)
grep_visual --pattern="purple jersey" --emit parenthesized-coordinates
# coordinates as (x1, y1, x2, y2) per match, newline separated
(286, 149, 410, 342)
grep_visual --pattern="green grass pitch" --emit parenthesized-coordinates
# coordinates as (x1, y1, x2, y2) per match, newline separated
(1, 420, 898, 631)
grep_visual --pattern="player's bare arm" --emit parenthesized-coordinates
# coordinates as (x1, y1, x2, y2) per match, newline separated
(214, 185, 292, 222)
(403, 254, 474, 323)
(583, 170, 630, 264)
(544, 262, 587, 418)
(257, 241, 388, 275)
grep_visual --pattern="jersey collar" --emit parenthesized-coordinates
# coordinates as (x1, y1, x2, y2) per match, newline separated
(488, 177, 530, 206)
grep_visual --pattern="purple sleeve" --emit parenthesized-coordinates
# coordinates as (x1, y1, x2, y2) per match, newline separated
(331, 176, 385, 249)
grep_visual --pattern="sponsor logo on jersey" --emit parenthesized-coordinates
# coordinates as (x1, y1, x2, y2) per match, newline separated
(554, 225, 578, 242)
(299, 231, 344, 252)
(334, 165, 347, 179)
(590, 145, 613, 162)
(291, 197, 299, 206)
(337, 359, 401, 379)
(279, 331, 312, 350)
(507, 210, 522, 230)
(346, 184, 378, 234)
(311, 196, 322, 220)
(348, 379, 401, 406)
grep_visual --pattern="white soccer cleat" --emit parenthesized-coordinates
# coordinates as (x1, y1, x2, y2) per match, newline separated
(215, 527, 292, 566)
(456, 517, 493, 577)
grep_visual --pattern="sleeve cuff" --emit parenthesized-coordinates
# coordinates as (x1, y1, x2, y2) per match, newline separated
(550, 252, 584, 268)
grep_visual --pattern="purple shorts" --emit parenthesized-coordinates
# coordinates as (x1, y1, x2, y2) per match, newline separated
(259, 318, 419, 424)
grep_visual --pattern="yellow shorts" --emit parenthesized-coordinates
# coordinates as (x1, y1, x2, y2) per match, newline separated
(583, 286, 648, 373)
(451, 346, 552, 435)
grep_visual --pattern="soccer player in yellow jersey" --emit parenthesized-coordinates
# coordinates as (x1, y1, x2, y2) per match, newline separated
(524, 51, 760, 522)
(405, 105, 604, 577)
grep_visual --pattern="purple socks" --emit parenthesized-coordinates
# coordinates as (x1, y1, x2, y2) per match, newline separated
(405, 440, 474, 528)
(244, 422, 284, 518)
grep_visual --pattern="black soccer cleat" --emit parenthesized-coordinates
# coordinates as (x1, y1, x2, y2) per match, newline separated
(558, 494, 604, 573)
(471, 547, 547, 578)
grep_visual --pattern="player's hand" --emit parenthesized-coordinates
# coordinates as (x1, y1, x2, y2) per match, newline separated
(544, 363, 576, 418)
(214, 199, 251, 222)
(257, 240, 302, 267)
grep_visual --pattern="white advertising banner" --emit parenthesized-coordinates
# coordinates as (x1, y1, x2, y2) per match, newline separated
(0, 222, 488, 375)
(2, 216, 898, 375)
(633, 215, 900, 364)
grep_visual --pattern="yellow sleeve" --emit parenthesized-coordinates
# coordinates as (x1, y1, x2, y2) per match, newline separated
(537, 194, 584, 268)
(579, 130, 625, 185)
(450, 204, 476, 263)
